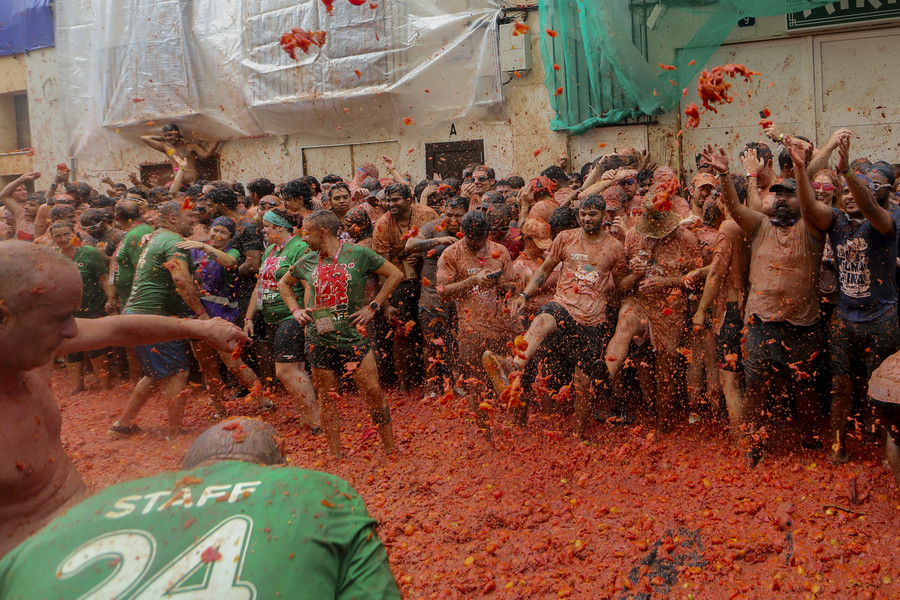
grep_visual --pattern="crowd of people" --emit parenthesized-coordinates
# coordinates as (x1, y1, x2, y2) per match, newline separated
(4, 122, 900, 480)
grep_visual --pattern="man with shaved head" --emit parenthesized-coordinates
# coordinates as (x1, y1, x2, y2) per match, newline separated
(0, 419, 401, 598)
(0, 241, 248, 558)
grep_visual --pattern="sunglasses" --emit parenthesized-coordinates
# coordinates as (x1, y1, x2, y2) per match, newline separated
(474, 176, 490, 183)
(811, 182, 835, 192)
(621, 178, 637, 185)
(259, 201, 279, 207)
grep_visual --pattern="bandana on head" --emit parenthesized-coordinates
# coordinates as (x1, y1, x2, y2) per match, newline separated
(210, 216, 236, 236)
(264, 210, 293, 229)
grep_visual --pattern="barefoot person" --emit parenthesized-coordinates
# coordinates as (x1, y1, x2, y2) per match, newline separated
(0, 240, 249, 558)
(0, 419, 401, 598)
(140, 123, 220, 185)
(278, 210, 403, 459)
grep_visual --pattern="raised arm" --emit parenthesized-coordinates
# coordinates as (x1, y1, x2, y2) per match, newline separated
(807, 128, 849, 176)
(381, 155, 405, 183)
(58, 315, 249, 355)
(739, 150, 765, 213)
(190, 140, 221, 159)
(790, 138, 831, 239)
(837, 133, 893, 235)
(1, 172, 40, 216)
(703, 145, 763, 236)
(140, 135, 167, 153)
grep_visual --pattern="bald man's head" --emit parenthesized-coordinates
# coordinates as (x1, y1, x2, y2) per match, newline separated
(183, 418, 285, 470)
(0, 241, 82, 372)
(0, 241, 77, 312)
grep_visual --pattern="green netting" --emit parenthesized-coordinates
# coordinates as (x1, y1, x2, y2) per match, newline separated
(539, 0, 835, 134)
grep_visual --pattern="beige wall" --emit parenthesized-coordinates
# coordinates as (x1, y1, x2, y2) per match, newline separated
(18, 14, 900, 191)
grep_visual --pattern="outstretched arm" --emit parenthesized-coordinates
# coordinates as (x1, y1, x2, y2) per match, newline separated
(58, 315, 249, 355)
(836, 132, 893, 235)
(703, 145, 763, 236)
(790, 138, 831, 240)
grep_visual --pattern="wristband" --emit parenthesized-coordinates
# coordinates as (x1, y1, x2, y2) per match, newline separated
(841, 167, 854, 177)
(243, 316, 252, 322)
(520, 292, 530, 301)
(775, 133, 784, 142)
(195, 308, 207, 317)
(746, 172, 758, 178)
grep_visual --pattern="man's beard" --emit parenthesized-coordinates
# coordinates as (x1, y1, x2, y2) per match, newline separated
(773, 201, 797, 222)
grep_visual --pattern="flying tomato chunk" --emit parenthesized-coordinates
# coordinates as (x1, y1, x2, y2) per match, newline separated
(554, 86, 564, 96)
(546, 29, 558, 37)
(684, 103, 701, 129)
(512, 22, 529, 36)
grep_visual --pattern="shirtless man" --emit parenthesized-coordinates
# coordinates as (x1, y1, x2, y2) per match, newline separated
(140, 124, 220, 185)
(0, 241, 248, 558)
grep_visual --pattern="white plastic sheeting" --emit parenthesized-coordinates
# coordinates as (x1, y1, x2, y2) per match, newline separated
(55, 0, 504, 157)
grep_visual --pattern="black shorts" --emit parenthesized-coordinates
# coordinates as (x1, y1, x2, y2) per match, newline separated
(268, 319, 306, 364)
(419, 305, 457, 346)
(307, 341, 371, 372)
(715, 302, 744, 372)
(829, 312, 899, 379)
(536, 301, 614, 382)
(744, 315, 823, 390)
(390, 279, 421, 323)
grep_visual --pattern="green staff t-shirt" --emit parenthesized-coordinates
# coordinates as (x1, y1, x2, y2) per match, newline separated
(0, 461, 400, 600)
(290, 243, 385, 349)
(124, 229, 193, 317)
(73, 244, 108, 317)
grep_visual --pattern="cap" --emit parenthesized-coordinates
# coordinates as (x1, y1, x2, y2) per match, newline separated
(521, 218, 552, 249)
(770, 178, 797, 194)
(691, 172, 717, 189)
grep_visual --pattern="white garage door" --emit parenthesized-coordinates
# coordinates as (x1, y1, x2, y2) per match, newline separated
(680, 27, 900, 167)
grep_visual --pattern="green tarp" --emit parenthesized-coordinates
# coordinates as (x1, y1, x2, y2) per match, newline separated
(539, 0, 835, 134)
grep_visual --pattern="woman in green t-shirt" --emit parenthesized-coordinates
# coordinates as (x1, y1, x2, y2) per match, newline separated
(50, 220, 116, 393)
(243, 209, 319, 431)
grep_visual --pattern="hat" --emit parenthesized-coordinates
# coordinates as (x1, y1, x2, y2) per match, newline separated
(691, 173, 717, 189)
(360, 177, 382, 196)
(521, 218, 552, 249)
(869, 350, 900, 405)
(770, 178, 797, 194)
(529, 176, 558, 196)
(633, 188, 681, 240)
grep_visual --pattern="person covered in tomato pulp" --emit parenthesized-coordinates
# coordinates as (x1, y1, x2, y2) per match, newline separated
(278, 209, 404, 459)
(0, 418, 401, 599)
